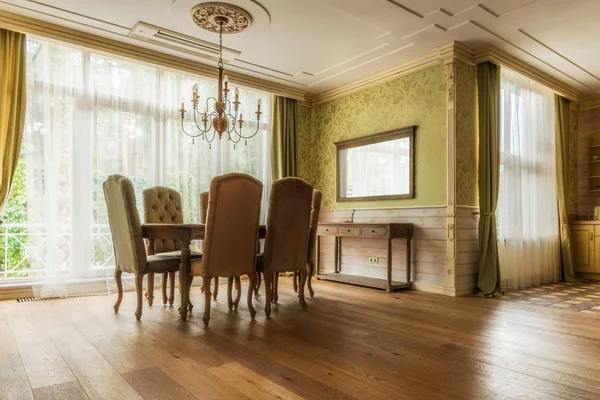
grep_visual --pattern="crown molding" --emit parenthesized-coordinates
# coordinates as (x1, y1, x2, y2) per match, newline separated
(474, 47, 579, 102)
(437, 41, 474, 65)
(310, 51, 441, 105)
(580, 98, 600, 112)
(0, 9, 308, 101)
(311, 41, 475, 106)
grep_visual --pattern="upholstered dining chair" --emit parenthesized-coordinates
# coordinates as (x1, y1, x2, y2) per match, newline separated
(142, 186, 201, 307)
(293, 189, 322, 298)
(257, 178, 313, 317)
(103, 175, 182, 321)
(190, 173, 263, 326)
(199, 190, 221, 301)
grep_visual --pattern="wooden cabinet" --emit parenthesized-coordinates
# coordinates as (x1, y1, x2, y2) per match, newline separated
(570, 224, 597, 273)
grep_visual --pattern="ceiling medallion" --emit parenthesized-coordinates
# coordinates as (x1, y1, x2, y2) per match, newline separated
(190, 2, 252, 34)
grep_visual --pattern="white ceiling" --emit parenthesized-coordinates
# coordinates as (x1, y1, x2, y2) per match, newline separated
(2, 0, 600, 98)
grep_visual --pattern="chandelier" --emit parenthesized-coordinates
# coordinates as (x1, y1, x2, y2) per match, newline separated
(179, 3, 261, 147)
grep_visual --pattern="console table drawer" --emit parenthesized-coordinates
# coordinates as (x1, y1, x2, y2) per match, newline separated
(318, 226, 338, 235)
(361, 227, 388, 237)
(339, 226, 360, 235)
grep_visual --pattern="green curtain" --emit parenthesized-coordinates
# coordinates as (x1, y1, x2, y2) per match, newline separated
(271, 95, 298, 180)
(476, 62, 501, 296)
(555, 95, 578, 282)
(0, 28, 26, 214)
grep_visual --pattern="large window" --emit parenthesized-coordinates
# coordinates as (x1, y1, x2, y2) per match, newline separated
(497, 68, 560, 290)
(0, 37, 271, 284)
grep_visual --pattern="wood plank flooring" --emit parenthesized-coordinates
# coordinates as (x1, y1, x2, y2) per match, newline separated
(1, 277, 600, 399)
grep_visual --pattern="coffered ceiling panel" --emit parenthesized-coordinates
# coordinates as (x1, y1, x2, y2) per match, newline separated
(1, 0, 599, 98)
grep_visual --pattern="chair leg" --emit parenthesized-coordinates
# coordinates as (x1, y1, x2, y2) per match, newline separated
(203, 276, 212, 326)
(264, 272, 273, 317)
(298, 270, 308, 311)
(227, 277, 234, 310)
(293, 271, 298, 293)
(168, 271, 175, 306)
(135, 273, 144, 320)
(272, 273, 279, 303)
(254, 271, 262, 295)
(113, 269, 123, 313)
(234, 277, 241, 310)
(162, 272, 168, 305)
(147, 273, 154, 306)
(247, 273, 256, 319)
(213, 277, 219, 301)
(187, 276, 194, 312)
(307, 261, 315, 298)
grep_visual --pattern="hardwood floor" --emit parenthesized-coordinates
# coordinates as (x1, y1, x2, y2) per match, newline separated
(2, 278, 600, 400)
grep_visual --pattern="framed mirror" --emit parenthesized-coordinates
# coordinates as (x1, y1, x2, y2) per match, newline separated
(336, 126, 415, 202)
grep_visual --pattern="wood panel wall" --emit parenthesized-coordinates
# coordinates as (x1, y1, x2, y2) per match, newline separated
(578, 109, 600, 218)
(455, 206, 479, 291)
(317, 206, 479, 295)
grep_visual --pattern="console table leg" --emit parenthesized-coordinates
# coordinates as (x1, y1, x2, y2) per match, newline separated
(316, 236, 321, 280)
(406, 238, 412, 289)
(387, 238, 392, 292)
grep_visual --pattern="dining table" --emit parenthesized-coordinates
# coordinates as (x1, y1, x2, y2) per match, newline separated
(141, 223, 267, 321)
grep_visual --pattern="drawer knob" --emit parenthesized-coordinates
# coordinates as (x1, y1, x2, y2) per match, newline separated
(372, 230, 375, 233)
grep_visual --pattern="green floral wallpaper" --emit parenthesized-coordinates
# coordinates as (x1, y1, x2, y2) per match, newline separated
(297, 65, 447, 210)
(455, 60, 478, 206)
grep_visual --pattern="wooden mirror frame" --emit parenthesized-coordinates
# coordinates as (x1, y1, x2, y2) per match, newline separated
(335, 126, 415, 202)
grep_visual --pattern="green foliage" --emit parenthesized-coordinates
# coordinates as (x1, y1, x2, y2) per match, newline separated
(0, 148, 30, 276)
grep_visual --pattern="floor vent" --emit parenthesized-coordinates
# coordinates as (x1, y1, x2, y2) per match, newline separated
(16, 287, 136, 303)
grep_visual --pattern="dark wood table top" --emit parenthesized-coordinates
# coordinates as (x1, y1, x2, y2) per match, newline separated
(142, 223, 267, 240)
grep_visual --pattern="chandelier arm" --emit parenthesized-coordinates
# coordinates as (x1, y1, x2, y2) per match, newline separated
(204, 128, 218, 144)
(181, 118, 205, 138)
(192, 108, 211, 134)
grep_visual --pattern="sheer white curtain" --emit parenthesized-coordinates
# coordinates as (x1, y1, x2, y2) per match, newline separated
(19, 37, 270, 297)
(497, 68, 560, 291)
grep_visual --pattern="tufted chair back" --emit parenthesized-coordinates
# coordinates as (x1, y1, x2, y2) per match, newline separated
(307, 190, 322, 263)
(103, 175, 147, 273)
(263, 178, 313, 273)
(142, 186, 184, 253)
(193, 173, 263, 277)
(199, 191, 209, 224)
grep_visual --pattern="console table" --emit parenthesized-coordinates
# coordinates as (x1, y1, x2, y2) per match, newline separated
(316, 223, 414, 292)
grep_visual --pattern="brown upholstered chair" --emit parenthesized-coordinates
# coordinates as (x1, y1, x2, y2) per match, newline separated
(293, 189, 322, 298)
(190, 173, 263, 325)
(257, 178, 313, 317)
(103, 175, 181, 321)
(199, 190, 221, 300)
(142, 186, 201, 307)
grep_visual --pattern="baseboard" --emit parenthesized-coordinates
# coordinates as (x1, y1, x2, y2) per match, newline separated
(412, 282, 444, 295)
(577, 272, 600, 281)
(0, 285, 34, 301)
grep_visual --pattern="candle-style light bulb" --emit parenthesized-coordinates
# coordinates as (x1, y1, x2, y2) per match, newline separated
(257, 98, 261, 112)
(235, 87, 239, 102)
(224, 75, 229, 90)
(193, 83, 198, 94)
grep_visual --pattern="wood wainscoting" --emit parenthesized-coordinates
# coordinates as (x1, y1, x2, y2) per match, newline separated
(455, 206, 480, 295)
(318, 206, 479, 296)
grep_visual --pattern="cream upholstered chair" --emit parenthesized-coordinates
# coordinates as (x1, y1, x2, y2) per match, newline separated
(258, 178, 312, 317)
(190, 173, 263, 326)
(199, 190, 221, 300)
(103, 175, 181, 321)
(293, 189, 322, 298)
(142, 186, 201, 307)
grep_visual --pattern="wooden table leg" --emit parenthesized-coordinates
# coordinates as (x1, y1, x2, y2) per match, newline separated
(316, 236, 321, 280)
(406, 238, 412, 289)
(179, 239, 191, 321)
(387, 238, 392, 292)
